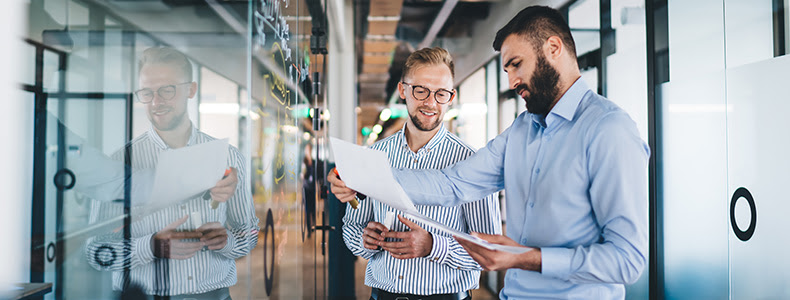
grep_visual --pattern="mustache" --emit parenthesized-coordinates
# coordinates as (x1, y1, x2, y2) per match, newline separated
(515, 84, 528, 95)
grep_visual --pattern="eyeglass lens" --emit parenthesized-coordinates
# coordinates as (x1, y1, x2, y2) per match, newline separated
(136, 85, 178, 103)
(411, 85, 452, 104)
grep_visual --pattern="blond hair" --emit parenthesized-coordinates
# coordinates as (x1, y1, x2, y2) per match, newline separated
(401, 47, 455, 81)
(138, 47, 193, 82)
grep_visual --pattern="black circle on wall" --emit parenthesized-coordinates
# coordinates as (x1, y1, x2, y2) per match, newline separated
(94, 245, 116, 267)
(263, 209, 275, 296)
(46, 242, 56, 262)
(730, 187, 757, 242)
(53, 168, 76, 190)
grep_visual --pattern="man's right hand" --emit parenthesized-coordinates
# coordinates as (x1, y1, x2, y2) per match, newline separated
(327, 169, 358, 204)
(362, 221, 389, 250)
(151, 215, 205, 259)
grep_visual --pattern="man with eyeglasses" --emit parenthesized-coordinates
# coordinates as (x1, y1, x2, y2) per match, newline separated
(85, 47, 258, 300)
(340, 47, 501, 300)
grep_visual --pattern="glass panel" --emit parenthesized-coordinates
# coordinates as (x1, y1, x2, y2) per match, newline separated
(456, 68, 487, 149)
(724, 0, 773, 68)
(726, 54, 790, 299)
(569, 0, 600, 56)
(660, 72, 730, 299)
(250, 0, 313, 298)
(50, 98, 128, 300)
(199, 67, 240, 148)
(668, 0, 726, 79)
(22, 42, 36, 85)
(43, 50, 61, 93)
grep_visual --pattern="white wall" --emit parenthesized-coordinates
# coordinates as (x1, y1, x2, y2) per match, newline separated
(0, 0, 32, 296)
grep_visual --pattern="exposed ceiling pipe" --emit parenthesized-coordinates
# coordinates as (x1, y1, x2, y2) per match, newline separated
(417, 0, 459, 49)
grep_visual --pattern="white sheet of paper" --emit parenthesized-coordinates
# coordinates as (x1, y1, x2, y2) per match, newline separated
(330, 137, 530, 254)
(329, 137, 419, 215)
(144, 139, 229, 213)
(404, 211, 531, 254)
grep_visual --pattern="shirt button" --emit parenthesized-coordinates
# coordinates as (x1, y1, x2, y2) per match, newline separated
(398, 275, 403, 280)
(530, 202, 535, 207)
(413, 159, 418, 164)
(535, 168, 540, 174)
(188, 275, 193, 280)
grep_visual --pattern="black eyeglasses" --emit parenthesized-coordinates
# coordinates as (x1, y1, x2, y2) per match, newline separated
(401, 82, 455, 104)
(134, 82, 191, 103)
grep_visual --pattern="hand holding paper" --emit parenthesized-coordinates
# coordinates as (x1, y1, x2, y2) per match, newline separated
(329, 137, 529, 254)
(454, 232, 538, 272)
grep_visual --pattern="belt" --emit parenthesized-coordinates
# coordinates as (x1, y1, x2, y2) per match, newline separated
(154, 287, 231, 300)
(370, 288, 470, 300)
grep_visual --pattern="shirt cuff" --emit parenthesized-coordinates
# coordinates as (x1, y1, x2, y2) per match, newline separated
(137, 233, 156, 264)
(426, 234, 448, 264)
(540, 247, 574, 281)
(217, 231, 236, 255)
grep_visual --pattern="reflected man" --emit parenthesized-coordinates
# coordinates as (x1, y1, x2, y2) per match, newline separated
(339, 47, 501, 300)
(86, 47, 259, 299)
(330, 6, 650, 300)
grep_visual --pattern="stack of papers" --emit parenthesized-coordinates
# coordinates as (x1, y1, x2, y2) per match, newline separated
(329, 137, 529, 254)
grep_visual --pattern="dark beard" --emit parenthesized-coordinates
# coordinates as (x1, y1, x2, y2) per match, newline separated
(409, 108, 442, 132)
(515, 54, 560, 116)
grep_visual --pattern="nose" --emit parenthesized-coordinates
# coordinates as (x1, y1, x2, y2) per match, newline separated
(508, 74, 521, 90)
(151, 92, 166, 105)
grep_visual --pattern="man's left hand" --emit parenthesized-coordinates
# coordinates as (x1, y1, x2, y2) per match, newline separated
(209, 167, 237, 203)
(455, 232, 541, 272)
(198, 222, 229, 250)
(379, 215, 432, 259)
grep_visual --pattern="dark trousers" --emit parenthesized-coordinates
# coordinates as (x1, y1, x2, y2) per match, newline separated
(369, 288, 471, 300)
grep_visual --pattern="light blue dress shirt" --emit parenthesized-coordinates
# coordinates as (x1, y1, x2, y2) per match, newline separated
(393, 79, 649, 299)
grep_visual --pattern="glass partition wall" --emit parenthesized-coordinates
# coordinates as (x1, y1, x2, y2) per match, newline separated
(23, 0, 325, 299)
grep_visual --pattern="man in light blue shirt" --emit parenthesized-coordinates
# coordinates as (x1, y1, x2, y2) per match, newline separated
(329, 6, 649, 299)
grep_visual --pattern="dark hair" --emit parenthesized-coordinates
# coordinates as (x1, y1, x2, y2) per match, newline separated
(401, 47, 455, 81)
(493, 6, 577, 58)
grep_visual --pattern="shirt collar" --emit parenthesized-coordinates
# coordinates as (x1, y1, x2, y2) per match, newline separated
(399, 122, 447, 152)
(530, 77, 590, 129)
(147, 122, 197, 150)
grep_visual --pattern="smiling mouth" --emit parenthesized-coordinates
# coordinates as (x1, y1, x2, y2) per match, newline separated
(152, 108, 171, 116)
(420, 109, 437, 116)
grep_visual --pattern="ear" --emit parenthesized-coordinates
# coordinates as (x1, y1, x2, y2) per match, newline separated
(398, 81, 406, 100)
(188, 81, 197, 98)
(544, 36, 564, 61)
(447, 89, 457, 104)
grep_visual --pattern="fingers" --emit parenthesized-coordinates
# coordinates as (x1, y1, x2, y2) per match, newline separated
(456, 238, 493, 270)
(471, 232, 521, 247)
(168, 240, 206, 259)
(365, 221, 389, 234)
(165, 230, 204, 240)
(210, 168, 238, 203)
(197, 222, 228, 250)
(328, 171, 359, 204)
(396, 215, 422, 230)
(362, 235, 381, 250)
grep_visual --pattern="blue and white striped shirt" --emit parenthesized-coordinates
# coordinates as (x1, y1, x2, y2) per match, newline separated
(85, 124, 259, 296)
(342, 124, 502, 296)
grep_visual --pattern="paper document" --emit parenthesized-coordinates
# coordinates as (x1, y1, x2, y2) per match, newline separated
(329, 137, 530, 254)
(142, 139, 229, 214)
(329, 137, 419, 215)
